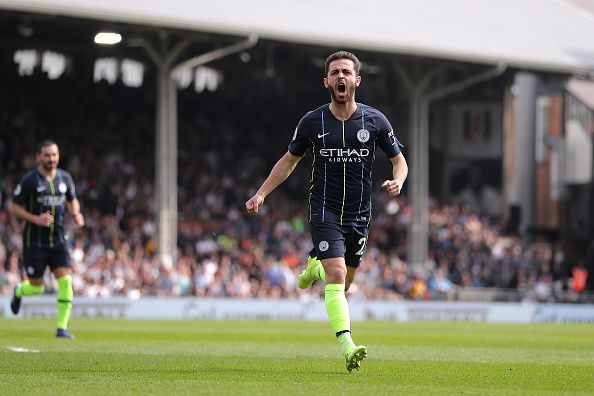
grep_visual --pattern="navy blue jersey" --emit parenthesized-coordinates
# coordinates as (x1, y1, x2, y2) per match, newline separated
(289, 103, 403, 226)
(12, 168, 77, 248)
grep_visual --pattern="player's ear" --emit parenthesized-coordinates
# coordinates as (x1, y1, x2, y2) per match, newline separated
(355, 75, 361, 87)
(323, 77, 329, 88)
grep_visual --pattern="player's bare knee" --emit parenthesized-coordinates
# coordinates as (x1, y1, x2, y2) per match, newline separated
(29, 278, 44, 286)
(54, 267, 72, 278)
(325, 268, 347, 284)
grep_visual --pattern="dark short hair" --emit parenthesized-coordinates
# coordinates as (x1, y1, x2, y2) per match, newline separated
(324, 51, 361, 76)
(37, 139, 58, 153)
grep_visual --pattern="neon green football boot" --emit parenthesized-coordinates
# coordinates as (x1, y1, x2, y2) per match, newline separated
(297, 256, 324, 289)
(344, 345, 367, 372)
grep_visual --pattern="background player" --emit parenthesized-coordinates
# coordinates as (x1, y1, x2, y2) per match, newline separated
(246, 51, 408, 371)
(9, 139, 85, 339)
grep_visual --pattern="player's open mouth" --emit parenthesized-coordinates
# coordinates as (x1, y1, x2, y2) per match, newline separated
(337, 82, 346, 94)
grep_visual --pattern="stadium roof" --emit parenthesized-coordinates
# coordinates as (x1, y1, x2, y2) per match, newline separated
(1, 0, 594, 75)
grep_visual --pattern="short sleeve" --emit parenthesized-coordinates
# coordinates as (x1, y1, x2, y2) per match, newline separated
(12, 173, 34, 206)
(288, 112, 313, 157)
(376, 113, 403, 158)
(65, 172, 77, 201)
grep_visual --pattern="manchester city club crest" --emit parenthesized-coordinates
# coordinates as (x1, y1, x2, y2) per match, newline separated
(319, 241, 329, 252)
(59, 182, 67, 194)
(357, 129, 370, 143)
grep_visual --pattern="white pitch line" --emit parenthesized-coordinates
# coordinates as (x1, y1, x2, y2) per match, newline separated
(6, 346, 40, 353)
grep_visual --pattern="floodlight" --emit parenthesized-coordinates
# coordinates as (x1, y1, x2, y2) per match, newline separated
(94, 32, 122, 45)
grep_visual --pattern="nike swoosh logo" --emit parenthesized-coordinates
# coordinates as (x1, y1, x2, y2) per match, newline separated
(317, 132, 330, 139)
(37, 186, 46, 192)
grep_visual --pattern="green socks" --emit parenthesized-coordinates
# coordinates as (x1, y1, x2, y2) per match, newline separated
(325, 283, 350, 333)
(325, 283, 356, 353)
(15, 280, 45, 297)
(309, 257, 326, 282)
(14, 277, 73, 331)
(316, 262, 326, 282)
(56, 275, 73, 330)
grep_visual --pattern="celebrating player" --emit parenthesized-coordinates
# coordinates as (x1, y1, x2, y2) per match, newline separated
(246, 51, 408, 371)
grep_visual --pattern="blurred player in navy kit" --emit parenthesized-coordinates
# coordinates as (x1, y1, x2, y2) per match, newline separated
(246, 51, 408, 371)
(9, 140, 85, 339)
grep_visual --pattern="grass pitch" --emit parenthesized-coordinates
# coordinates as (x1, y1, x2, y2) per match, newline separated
(0, 319, 592, 395)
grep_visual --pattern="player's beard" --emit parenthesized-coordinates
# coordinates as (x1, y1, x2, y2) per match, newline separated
(328, 84, 355, 104)
(40, 159, 57, 172)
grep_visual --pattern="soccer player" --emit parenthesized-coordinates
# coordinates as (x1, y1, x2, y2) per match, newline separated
(9, 140, 85, 339)
(246, 51, 408, 372)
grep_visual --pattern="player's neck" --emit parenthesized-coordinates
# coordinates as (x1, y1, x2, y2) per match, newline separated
(329, 101, 357, 121)
(38, 166, 57, 181)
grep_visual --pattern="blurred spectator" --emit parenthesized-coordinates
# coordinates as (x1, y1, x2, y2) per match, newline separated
(571, 261, 588, 293)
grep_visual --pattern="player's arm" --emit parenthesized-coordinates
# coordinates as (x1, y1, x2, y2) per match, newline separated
(381, 153, 408, 197)
(66, 198, 85, 227)
(245, 151, 302, 214)
(9, 201, 53, 227)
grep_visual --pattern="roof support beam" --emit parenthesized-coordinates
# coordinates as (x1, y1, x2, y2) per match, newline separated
(393, 62, 506, 272)
(142, 33, 258, 268)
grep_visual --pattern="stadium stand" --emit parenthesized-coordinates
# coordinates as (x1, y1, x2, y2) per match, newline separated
(1, 64, 592, 304)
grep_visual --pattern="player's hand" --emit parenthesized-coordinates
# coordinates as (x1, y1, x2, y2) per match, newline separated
(73, 212, 85, 227)
(381, 180, 402, 197)
(36, 211, 54, 227)
(245, 194, 265, 215)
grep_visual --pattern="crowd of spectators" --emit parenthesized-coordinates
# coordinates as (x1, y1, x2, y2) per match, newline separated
(0, 56, 591, 304)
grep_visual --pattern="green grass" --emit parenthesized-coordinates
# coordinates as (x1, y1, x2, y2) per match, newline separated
(0, 319, 593, 395)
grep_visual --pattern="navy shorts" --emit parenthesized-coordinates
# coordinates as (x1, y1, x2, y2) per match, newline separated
(309, 222, 369, 268)
(22, 245, 71, 279)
